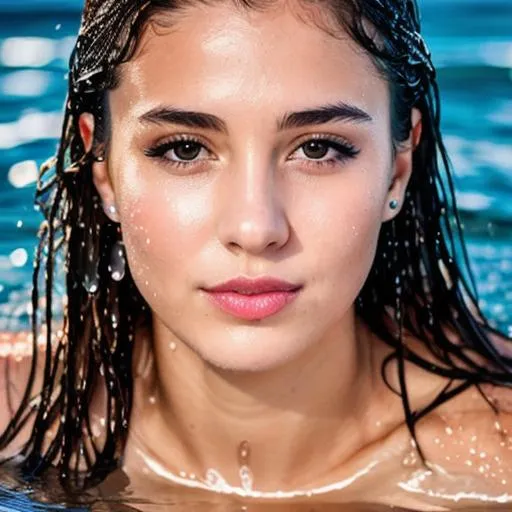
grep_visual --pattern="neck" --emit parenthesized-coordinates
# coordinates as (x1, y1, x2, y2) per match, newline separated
(128, 310, 387, 491)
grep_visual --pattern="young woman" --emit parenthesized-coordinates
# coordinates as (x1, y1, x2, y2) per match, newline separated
(0, 0, 511, 510)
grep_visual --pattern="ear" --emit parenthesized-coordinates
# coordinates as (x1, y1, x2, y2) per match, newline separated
(78, 113, 119, 222)
(382, 107, 422, 222)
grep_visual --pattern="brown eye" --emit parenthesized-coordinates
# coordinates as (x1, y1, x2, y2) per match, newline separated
(302, 140, 329, 159)
(174, 141, 202, 161)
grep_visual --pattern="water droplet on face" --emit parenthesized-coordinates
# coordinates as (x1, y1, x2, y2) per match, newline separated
(149, 395, 156, 405)
(169, 342, 177, 351)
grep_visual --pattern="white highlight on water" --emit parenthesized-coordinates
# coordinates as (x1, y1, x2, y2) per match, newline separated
(135, 445, 378, 499)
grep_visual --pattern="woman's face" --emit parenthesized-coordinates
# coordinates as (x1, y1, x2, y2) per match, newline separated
(87, 1, 416, 371)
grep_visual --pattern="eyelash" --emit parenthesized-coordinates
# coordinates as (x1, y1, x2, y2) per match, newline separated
(144, 133, 360, 171)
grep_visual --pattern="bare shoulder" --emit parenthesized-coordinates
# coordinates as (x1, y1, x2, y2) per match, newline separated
(0, 331, 41, 448)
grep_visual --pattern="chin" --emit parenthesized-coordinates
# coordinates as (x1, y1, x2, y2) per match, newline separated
(195, 326, 308, 374)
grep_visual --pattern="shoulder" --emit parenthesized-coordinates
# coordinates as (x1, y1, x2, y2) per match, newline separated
(0, 331, 44, 455)
(413, 383, 512, 489)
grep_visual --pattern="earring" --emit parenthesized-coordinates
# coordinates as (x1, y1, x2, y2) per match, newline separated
(104, 203, 119, 222)
(389, 199, 399, 210)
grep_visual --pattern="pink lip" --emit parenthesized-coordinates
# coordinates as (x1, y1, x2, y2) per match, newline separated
(202, 277, 302, 320)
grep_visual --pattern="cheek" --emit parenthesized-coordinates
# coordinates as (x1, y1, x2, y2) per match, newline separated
(115, 166, 213, 293)
(301, 172, 386, 287)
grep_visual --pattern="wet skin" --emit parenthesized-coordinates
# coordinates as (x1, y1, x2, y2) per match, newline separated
(1, 0, 512, 510)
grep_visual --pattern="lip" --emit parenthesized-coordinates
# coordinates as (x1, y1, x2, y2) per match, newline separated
(202, 277, 303, 321)
(204, 276, 302, 294)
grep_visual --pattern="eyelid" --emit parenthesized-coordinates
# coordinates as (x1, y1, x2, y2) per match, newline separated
(290, 132, 357, 152)
(144, 132, 360, 168)
(143, 134, 216, 162)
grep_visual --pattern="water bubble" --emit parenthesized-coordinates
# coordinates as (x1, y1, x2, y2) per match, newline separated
(55, 24, 62, 31)
(16, 220, 23, 228)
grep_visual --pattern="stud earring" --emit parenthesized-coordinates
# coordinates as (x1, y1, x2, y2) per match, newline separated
(104, 203, 119, 221)
(389, 199, 399, 210)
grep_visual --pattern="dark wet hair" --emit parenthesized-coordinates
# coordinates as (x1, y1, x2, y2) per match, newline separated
(1, 0, 511, 491)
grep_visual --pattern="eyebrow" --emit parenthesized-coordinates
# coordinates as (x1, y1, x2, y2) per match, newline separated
(138, 101, 373, 134)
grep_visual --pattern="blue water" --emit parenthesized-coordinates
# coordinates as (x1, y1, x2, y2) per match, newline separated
(0, 1, 511, 336)
(0, 0, 511, 508)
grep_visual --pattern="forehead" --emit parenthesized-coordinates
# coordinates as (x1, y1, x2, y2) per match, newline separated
(109, 1, 388, 122)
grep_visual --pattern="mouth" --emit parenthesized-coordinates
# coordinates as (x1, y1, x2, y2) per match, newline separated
(202, 288, 302, 321)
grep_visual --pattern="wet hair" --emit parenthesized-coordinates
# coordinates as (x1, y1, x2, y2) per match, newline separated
(1, 0, 511, 492)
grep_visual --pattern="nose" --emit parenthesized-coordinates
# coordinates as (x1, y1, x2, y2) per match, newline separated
(217, 157, 290, 256)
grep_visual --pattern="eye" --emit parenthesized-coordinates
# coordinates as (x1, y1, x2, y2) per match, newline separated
(144, 135, 211, 168)
(289, 135, 360, 169)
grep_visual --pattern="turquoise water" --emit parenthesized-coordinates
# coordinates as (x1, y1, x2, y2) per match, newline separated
(0, 0, 511, 335)
(0, 0, 511, 510)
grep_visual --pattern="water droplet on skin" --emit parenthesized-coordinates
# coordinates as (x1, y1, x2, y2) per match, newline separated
(149, 396, 156, 405)
(189, 473, 196, 480)
(179, 471, 186, 478)
(239, 465, 253, 491)
(238, 440, 250, 464)
(205, 468, 227, 489)
(169, 342, 177, 351)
